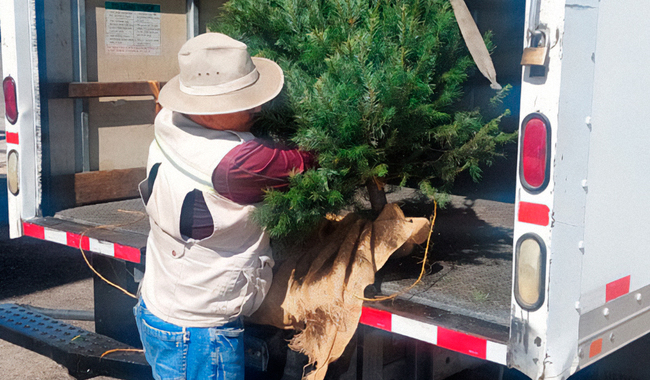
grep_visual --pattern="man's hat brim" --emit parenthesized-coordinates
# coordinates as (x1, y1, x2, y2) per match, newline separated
(158, 57, 284, 115)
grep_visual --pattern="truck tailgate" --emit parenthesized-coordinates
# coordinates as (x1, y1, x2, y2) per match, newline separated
(23, 199, 149, 264)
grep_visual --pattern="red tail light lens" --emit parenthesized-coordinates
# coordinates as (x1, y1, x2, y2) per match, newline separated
(3, 76, 18, 125)
(520, 113, 551, 192)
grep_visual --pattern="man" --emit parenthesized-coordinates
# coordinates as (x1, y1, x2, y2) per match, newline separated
(135, 33, 313, 380)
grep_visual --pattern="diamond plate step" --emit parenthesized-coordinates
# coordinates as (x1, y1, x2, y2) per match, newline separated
(0, 303, 152, 380)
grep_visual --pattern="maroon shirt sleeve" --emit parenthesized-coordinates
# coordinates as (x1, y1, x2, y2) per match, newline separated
(213, 139, 316, 204)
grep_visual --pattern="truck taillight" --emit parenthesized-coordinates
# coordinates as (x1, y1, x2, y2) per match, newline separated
(7, 150, 19, 195)
(520, 113, 551, 193)
(3, 76, 19, 125)
(514, 234, 546, 311)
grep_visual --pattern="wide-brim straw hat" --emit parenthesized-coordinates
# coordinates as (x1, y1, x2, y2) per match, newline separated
(158, 33, 284, 115)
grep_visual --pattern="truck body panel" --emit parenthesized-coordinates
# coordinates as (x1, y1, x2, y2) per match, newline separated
(575, 0, 650, 371)
(509, 1, 650, 379)
(511, 0, 599, 378)
(581, 0, 650, 310)
(1, 0, 42, 236)
(4, 0, 650, 379)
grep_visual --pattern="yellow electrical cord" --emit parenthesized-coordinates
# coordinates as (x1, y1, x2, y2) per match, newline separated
(74, 210, 147, 357)
(100, 348, 144, 359)
(80, 201, 435, 362)
(359, 199, 437, 302)
(77, 209, 147, 299)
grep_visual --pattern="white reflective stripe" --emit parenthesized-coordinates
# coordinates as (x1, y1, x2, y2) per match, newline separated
(90, 239, 115, 256)
(179, 69, 259, 96)
(367, 308, 508, 365)
(391, 314, 438, 345)
(44, 228, 67, 245)
(486, 341, 508, 365)
(154, 135, 214, 192)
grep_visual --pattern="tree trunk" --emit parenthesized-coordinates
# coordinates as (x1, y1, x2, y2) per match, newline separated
(366, 178, 388, 215)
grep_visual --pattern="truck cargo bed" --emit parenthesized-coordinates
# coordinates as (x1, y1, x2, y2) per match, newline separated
(24, 199, 150, 264)
(24, 190, 513, 343)
(376, 192, 514, 328)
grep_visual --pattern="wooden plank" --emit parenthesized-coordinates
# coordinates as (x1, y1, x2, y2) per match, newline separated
(46, 82, 166, 99)
(75, 167, 146, 206)
(69, 81, 165, 98)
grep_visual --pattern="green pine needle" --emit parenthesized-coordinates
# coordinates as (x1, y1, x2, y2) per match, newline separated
(210, 0, 516, 239)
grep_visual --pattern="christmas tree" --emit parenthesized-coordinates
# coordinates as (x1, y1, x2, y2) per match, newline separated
(210, 0, 516, 239)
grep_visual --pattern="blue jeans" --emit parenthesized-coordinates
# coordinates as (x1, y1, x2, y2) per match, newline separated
(134, 299, 245, 380)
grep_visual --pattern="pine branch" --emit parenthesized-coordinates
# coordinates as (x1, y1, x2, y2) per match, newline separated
(211, 0, 515, 239)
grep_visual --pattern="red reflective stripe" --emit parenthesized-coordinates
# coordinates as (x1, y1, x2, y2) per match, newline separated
(21, 224, 142, 263)
(437, 327, 487, 359)
(23, 222, 45, 239)
(606, 275, 631, 302)
(360, 307, 392, 331)
(114, 243, 141, 263)
(66, 232, 90, 251)
(589, 339, 603, 358)
(518, 202, 550, 226)
(6, 132, 19, 145)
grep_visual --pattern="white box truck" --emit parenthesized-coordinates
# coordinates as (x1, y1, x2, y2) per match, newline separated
(2, 0, 650, 379)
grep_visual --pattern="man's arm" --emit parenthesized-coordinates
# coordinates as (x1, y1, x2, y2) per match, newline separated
(213, 139, 316, 204)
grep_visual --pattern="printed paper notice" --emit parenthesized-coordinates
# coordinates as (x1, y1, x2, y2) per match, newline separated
(105, 6, 161, 56)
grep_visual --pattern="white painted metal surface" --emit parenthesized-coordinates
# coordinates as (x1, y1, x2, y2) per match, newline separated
(575, 0, 650, 368)
(578, 283, 650, 369)
(186, 0, 199, 38)
(581, 0, 650, 312)
(541, 0, 600, 378)
(509, 0, 566, 377)
(0, 0, 43, 237)
(511, 0, 650, 379)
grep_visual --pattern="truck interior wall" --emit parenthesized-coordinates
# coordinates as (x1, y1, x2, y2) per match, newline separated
(197, 0, 227, 33)
(79, 0, 223, 173)
(465, 0, 525, 127)
(454, 0, 524, 204)
(39, 0, 77, 214)
(38, 0, 524, 213)
(84, 0, 187, 172)
(37, 0, 198, 214)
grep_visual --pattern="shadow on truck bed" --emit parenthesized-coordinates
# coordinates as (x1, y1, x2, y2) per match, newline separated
(371, 188, 514, 327)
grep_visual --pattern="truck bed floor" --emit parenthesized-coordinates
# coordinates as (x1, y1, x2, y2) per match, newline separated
(35, 190, 513, 332)
(374, 190, 514, 328)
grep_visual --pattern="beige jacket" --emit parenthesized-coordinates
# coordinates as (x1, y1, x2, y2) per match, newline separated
(139, 108, 274, 327)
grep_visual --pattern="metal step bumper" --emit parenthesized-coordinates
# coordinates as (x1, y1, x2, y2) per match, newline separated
(0, 303, 151, 379)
